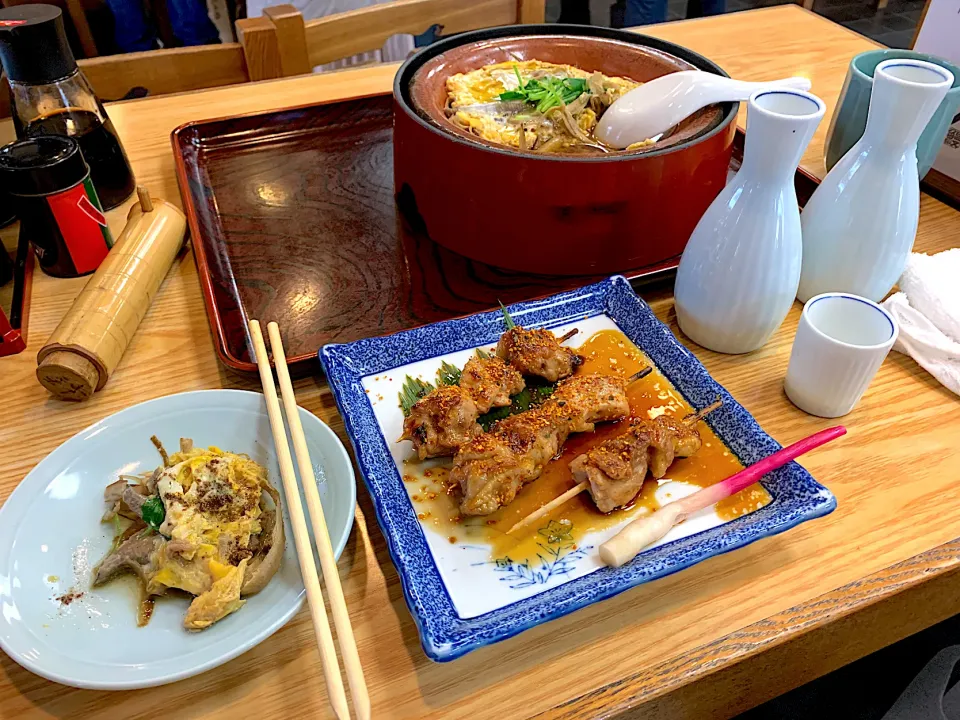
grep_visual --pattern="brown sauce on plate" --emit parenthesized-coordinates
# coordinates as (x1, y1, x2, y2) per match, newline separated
(138, 595, 155, 627)
(403, 329, 771, 565)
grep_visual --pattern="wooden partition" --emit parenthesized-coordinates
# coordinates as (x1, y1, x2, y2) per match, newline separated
(81, 44, 250, 100)
(238, 0, 546, 80)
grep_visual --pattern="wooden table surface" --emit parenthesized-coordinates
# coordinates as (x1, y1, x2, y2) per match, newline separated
(3, 6, 960, 719)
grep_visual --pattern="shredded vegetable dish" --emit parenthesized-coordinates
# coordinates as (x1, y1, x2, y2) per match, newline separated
(92, 437, 284, 631)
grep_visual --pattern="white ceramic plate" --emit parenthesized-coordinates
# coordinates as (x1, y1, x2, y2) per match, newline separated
(0, 389, 356, 689)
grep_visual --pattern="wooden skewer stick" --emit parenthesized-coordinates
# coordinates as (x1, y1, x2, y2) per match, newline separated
(682, 397, 723, 425)
(507, 481, 591, 536)
(557, 328, 579, 343)
(628, 367, 653, 383)
(248, 320, 350, 720)
(505, 396, 722, 536)
(267, 322, 370, 720)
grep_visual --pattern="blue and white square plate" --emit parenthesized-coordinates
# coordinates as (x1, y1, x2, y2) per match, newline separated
(320, 276, 835, 661)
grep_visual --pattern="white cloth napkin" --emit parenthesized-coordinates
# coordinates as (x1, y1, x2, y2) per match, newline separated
(882, 249, 960, 396)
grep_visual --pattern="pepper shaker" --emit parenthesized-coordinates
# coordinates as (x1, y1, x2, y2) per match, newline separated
(0, 136, 114, 278)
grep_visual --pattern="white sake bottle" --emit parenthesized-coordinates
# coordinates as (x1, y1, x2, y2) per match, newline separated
(674, 89, 825, 354)
(798, 59, 954, 303)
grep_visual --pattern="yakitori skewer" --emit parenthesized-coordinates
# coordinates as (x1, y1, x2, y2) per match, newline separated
(599, 425, 847, 567)
(455, 367, 654, 516)
(454, 373, 631, 516)
(506, 398, 722, 535)
(399, 324, 584, 460)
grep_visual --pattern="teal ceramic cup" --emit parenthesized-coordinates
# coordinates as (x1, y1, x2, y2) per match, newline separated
(825, 49, 960, 178)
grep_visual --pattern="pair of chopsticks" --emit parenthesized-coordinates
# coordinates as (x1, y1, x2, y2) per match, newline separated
(249, 319, 369, 720)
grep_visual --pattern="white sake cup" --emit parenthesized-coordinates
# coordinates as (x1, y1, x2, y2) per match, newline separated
(784, 293, 898, 417)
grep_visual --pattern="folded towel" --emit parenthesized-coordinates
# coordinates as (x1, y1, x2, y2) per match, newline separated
(882, 249, 960, 396)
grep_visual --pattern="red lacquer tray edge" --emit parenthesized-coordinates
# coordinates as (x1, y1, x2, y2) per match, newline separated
(170, 89, 394, 374)
(171, 93, 822, 376)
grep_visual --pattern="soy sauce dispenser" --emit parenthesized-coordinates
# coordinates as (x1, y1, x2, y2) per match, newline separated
(0, 5, 135, 210)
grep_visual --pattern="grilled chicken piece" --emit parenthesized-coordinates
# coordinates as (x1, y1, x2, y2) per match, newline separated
(497, 327, 583, 382)
(570, 415, 703, 513)
(646, 415, 701, 477)
(400, 357, 526, 460)
(453, 374, 629, 515)
(400, 385, 483, 460)
(459, 356, 525, 413)
(451, 433, 528, 517)
(552, 374, 629, 432)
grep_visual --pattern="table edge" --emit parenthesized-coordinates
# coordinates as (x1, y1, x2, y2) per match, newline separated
(537, 537, 960, 718)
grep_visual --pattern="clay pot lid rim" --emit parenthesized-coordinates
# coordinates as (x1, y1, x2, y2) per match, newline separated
(393, 23, 739, 164)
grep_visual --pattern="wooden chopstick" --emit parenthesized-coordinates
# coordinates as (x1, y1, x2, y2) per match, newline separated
(266, 321, 370, 720)
(248, 320, 350, 720)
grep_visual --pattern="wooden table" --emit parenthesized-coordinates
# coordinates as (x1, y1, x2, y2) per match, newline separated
(3, 6, 959, 718)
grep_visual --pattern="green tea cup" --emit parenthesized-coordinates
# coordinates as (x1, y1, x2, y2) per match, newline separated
(825, 49, 960, 178)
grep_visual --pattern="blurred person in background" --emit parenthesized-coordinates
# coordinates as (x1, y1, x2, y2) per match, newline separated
(624, 0, 725, 24)
(106, 0, 221, 50)
(558, 0, 726, 27)
(558, 0, 591, 23)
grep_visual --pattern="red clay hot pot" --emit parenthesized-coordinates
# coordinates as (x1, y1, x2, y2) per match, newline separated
(393, 25, 738, 276)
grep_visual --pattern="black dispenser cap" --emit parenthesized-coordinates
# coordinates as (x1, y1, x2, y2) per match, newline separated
(0, 5, 77, 84)
(0, 136, 88, 197)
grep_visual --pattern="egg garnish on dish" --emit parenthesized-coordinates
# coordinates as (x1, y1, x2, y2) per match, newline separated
(93, 437, 285, 631)
(445, 59, 642, 153)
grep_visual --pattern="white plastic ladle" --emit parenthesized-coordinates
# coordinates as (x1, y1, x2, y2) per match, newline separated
(595, 71, 813, 149)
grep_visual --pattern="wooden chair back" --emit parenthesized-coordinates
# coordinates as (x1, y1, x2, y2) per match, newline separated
(79, 44, 250, 101)
(0, 0, 545, 117)
(0, 43, 250, 118)
(236, 0, 546, 81)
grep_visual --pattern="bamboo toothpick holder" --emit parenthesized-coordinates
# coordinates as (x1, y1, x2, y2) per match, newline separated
(36, 187, 187, 401)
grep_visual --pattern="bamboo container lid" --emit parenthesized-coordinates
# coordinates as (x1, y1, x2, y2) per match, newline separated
(36, 187, 187, 400)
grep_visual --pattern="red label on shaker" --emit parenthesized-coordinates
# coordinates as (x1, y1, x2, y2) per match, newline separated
(45, 178, 112, 274)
